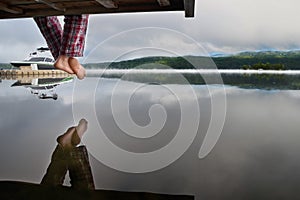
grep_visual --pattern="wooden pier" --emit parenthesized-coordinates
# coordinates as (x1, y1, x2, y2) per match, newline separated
(0, 68, 72, 80)
(0, 0, 195, 19)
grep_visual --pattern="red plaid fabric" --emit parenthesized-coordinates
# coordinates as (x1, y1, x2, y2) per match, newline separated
(34, 15, 89, 60)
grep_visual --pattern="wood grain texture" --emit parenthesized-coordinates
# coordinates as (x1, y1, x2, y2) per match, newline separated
(0, 0, 194, 19)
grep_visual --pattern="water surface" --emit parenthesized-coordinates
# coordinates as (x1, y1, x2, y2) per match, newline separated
(0, 71, 300, 199)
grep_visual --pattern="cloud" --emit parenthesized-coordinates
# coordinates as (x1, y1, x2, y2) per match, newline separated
(192, 0, 300, 50)
(84, 27, 208, 63)
(0, 19, 46, 62)
(1, 0, 300, 62)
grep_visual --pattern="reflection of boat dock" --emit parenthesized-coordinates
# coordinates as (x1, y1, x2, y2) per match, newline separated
(0, 67, 72, 80)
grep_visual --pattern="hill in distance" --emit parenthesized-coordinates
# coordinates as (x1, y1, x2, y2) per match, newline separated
(83, 50, 300, 70)
(2, 50, 300, 70)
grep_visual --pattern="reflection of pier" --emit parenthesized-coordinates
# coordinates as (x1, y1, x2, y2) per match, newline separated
(1, 68, 74, 100)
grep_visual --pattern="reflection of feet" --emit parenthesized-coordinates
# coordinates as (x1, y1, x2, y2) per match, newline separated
(57, 127, 76, 149)
(76, 119, 88, 139)
(69, 57, 86, 80)
(57, 119, 88, 148)
(54, 55, 74, 74)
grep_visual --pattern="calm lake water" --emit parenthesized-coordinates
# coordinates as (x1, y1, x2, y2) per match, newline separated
(1, 70, 300, 199)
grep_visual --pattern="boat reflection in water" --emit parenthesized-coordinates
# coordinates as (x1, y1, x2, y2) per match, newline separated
(11, 76, 74, 100)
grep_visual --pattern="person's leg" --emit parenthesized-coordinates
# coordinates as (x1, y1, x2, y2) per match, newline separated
(34, 16, 62, 60)
(59, 15, 89, 79)
(60, 15, 89, 58)
(40, 145, 68, 186)
(34, 16, 74, 74)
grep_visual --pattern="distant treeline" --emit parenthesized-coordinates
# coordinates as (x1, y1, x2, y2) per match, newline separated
(3, 50, 300, 70)
(83, 50, 300, 70)
(0, 63, 13, 69)
(242, 62, 286, 70)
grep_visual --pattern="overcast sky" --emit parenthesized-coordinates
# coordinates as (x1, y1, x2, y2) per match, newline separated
(0, 0, 300, 63)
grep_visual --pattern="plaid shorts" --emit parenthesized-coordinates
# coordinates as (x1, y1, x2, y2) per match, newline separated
(34, 15, 89, 60)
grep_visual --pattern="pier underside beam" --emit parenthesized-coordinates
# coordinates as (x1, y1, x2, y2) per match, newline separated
(95, 0, 118, 8)
(34, 0, 65, 12)
(0, 2, 23, 14)
(157, 0, 171, 7)
(0, 0, 194, 19)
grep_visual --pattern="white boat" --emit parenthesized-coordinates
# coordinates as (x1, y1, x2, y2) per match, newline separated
(10, 47, 55, 70)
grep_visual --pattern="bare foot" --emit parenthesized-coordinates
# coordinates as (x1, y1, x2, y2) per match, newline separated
(54, 55, 74, 74)
(57, 127, 76, 149)
(68, 57, 86, 80)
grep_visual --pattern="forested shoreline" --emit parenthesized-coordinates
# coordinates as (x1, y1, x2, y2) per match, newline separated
(2, 50, 300, 70)
(83, 50, 300, 70)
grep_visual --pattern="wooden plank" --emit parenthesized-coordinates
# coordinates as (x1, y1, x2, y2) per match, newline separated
(0, 0, 193, 19)
(3, 3, 182, 18)
(34, 0, 65, 11)
(8, 0, 38, 5)
(0, 2, 23, 14)
(26, 6, 180, 16)
(95, 0, 118, 8)
(157, 0, 170, 7)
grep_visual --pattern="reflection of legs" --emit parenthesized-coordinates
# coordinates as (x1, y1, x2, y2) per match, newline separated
(69, 146, 95, 190)
(41, 119, 94, 189)
(40, 126, 75, 186)
(67, 119, 94, 189)
(41, 145, 94, 190)
(40, 145, 68, 186)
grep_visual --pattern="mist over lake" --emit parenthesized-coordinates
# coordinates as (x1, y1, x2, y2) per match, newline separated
(1, 71, 300, 199)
